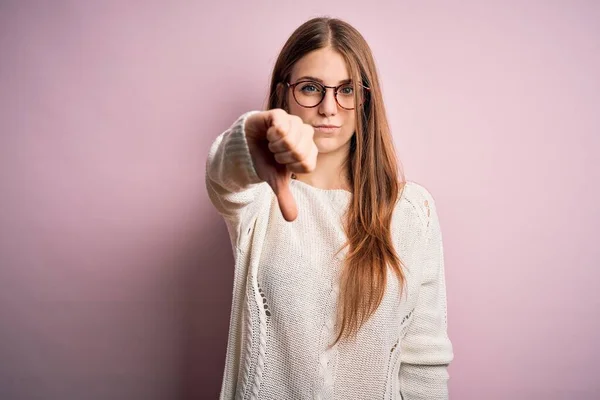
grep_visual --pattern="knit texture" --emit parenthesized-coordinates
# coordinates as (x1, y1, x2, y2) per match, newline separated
(205, 111, 454, 400)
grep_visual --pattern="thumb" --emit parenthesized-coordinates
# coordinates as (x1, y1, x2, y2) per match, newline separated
(273, 177, 298, 222)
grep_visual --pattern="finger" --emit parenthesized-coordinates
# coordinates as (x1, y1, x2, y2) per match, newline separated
(268, 130, 301, 153)
(287, 159, 315, 174)
(287, 144, 318, 173)
(273, 148, 303, 165)
(266, 108, 288, 127)
(272, 134, 314, 164)
(266, 117, 292, 143)
(268, 119, 306, 153)
(266, 125, 283, 144)
(273, 178, 298, 222)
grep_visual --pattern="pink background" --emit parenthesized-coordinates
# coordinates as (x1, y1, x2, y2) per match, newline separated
(1, 1, 599, 399)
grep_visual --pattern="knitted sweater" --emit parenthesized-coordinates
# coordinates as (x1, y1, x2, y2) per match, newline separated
(205, 111, 454, 400)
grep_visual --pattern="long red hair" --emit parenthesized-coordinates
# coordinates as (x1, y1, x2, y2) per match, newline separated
(267, 17, 407, 346)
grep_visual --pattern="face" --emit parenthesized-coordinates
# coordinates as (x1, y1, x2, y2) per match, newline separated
(286, 47, 356, 155)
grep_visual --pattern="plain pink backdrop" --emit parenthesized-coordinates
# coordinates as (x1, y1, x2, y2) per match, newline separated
(1, 1, 599, 399)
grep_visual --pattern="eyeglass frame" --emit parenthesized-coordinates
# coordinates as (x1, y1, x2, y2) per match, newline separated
(285, 79, 371, 110)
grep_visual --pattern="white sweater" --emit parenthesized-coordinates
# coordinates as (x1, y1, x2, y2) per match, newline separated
(205, 111, 454, 400)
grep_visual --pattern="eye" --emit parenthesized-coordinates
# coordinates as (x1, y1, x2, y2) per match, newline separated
(339, 84, 354, 95)
(299, 82, 322, 93)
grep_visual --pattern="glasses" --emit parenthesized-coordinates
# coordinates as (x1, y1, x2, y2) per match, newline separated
(286, 80, 370, 110)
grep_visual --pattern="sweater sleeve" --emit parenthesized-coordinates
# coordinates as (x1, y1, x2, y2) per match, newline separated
(205, 110, 266, 225)
(398, 187, 454, 400)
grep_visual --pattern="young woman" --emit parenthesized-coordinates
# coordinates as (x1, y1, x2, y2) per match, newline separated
(206, 16, 454, 400)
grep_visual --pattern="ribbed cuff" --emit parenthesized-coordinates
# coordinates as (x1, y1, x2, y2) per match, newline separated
(226, 110, 263, 186)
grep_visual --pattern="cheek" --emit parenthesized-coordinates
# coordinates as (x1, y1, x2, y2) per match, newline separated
(341, 126, 355, 144)
(287, 102, 315, 123)
(342, 113, 356, 137)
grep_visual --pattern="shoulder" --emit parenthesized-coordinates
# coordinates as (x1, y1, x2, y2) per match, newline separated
(397, 180, 438, 231)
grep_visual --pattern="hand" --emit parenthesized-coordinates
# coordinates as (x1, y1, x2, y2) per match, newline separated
(245, 109, 318, 222)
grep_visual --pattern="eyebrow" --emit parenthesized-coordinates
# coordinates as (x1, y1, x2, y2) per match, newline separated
(295, 75, 352, 85)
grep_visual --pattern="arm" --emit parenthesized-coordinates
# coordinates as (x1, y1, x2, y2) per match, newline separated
(399, 189, 454, 399)
(205, 111, 266, 232)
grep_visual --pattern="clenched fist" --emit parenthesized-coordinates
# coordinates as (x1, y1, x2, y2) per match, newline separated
(245, 109, 318, 222)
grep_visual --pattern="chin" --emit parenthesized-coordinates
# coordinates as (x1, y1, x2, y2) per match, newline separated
(314, 140, 348, 155)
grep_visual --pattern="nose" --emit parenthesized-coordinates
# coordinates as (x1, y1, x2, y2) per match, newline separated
(318, 88, 338, 117)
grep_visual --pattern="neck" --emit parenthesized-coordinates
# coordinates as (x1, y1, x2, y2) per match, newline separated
(293, 145, 351, 192)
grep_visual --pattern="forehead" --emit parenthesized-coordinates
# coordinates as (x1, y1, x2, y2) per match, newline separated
(290, 47, 350, 83)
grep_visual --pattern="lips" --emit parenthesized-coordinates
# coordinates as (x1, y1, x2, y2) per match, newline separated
(313, 125, 340, 129)
(313, 125, 341, 133)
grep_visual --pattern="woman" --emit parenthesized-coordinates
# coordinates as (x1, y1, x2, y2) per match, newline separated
(206, 17, 454, 400)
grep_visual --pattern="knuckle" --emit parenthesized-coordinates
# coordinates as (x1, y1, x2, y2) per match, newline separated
(279, 122, 289, 136)
(282, 138, 294, 151)
(270, 127, 285, 142)
(272, 108, 285, 118)
(266, 127, 277, 142)
(290, 148, 302, 160)
(270, 110, 286, 130)
(300, 159, 312, 171)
